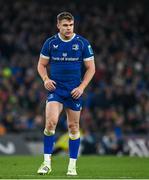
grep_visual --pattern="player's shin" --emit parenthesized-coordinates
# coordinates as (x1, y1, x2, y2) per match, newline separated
(67, 131, 80, 175)
(69, 131, 80, 159)
(44, 128, 55, 164)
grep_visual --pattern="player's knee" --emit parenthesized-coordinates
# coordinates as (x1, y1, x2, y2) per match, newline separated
(68, 122, 79, 132)
(46, 120, 57, 131)
(69, 131, 80, 140)
(47, 122, 57, 130)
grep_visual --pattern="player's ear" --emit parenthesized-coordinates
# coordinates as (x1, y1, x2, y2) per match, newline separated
(57, 21, 60, 30)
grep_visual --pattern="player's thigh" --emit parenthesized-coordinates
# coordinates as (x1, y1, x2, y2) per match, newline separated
(66, 108, 81, 127)
(46, 101, 63, 125)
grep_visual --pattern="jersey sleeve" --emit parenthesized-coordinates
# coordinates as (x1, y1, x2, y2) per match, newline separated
(40, 39, 50, 59)
(82, 40, 94, 61)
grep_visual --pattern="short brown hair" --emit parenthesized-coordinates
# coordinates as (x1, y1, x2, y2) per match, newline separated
(57, 12, 74, 22)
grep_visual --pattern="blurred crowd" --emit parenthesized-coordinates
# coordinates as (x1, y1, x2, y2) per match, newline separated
(0, 0, 149, 150)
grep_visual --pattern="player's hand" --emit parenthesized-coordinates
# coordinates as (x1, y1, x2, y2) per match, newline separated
(44, 78, 56, 91)
(71, 86, 84, 99)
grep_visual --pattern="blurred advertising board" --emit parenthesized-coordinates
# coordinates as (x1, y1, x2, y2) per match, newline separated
(126, 136, 149, 157)
(0, 134, 31, 155)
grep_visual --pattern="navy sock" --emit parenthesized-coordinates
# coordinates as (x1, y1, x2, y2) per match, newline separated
(69, 138, 80, 159)
(44, 134, 55, 154)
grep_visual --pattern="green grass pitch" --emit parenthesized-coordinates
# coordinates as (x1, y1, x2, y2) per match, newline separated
(0, 155, 149, 179)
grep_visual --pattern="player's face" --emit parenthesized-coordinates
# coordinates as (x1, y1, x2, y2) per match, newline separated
(57, 19, 74, 40)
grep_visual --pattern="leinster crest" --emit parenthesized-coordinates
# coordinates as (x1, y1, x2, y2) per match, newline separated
(72, 44, 79, 51)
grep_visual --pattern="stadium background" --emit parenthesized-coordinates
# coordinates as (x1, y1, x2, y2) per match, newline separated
(0, 0, 149, 157)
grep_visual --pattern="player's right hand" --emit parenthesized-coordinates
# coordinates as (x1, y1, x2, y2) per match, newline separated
(44, 79, 56, 91)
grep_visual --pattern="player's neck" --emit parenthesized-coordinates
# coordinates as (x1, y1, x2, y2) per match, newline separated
(58, 33, 75, 42)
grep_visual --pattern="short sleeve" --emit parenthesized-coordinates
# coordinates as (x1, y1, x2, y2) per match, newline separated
(40, 39, 50, 59)
(83, 40, 94, 61)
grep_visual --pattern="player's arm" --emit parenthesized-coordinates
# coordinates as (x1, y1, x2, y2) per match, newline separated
(71, 59, 95, 99)
(80, 59, 95, 89)
(37, 57, 56, 91)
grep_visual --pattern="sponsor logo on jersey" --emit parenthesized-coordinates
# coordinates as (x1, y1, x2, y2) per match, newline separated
(52, 56, 79, 61)
(72, 44, 79, 51)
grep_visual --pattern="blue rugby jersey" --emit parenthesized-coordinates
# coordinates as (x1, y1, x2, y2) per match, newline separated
(40, 33, 94, 92)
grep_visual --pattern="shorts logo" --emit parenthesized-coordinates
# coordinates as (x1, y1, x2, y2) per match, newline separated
(48, 94, 54, 99)
(76, 104, 80, 107)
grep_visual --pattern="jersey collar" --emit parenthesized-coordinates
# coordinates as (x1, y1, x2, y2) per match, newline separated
(58, 33, 76, 42)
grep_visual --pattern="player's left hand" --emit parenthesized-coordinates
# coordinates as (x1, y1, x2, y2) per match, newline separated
(71, 86, 84, 99)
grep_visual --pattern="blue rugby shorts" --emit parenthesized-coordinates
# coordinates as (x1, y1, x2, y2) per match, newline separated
(46, 90, 82, 111)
